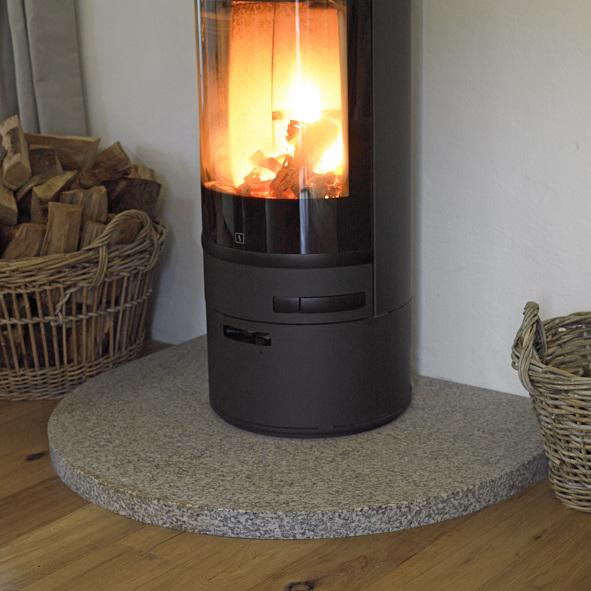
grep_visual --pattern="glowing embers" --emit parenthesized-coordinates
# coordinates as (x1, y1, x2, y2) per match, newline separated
(237, 108, 344, 200)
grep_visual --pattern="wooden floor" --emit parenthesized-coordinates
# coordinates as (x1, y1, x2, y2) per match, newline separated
(1, 400, 591, 591)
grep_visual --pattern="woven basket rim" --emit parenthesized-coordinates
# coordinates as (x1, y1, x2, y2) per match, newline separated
(0, 210, 166, 273)
(512, 302, 591, 387)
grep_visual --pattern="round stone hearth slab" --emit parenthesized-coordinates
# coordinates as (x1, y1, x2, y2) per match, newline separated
(48, 337, 547, 540)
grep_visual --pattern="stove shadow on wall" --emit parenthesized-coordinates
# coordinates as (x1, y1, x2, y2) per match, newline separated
(195, 0, 412, 437)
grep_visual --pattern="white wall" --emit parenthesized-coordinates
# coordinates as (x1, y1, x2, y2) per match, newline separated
(76, 0, 205, 344)
(416, 0, 591, 395)
(77, 0, 591, 395)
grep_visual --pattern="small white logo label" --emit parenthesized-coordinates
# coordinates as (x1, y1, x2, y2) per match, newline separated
(234, 232, 245, 245)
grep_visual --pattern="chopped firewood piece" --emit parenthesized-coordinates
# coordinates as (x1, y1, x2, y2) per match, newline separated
(29, 145, 64, 177)
(94, 142, 131, 174)
(127, 162, 156, 181)
(0, 145, 6, 166)
(30, 194, 48, 224)
(105, 178, 161, 217)
(32, 171, 77, 203)
(2, 223, 45, 260)
(0, 185, 18, 226)
(60, 186, 108, 223)
(16, 175, 51, 202)
(108, 217, 142, 245)
(0, 115, 32, 190)
(40, 202, 82, 255)
(78, 142, 131, 188)
(80, 221, 106, 248)
(25, 133, 100, 172)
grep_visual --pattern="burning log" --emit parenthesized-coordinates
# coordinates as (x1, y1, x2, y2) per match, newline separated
(249, 150, 282, 175)
(293, 118, 340, 171)
(270, 156, 300, 199)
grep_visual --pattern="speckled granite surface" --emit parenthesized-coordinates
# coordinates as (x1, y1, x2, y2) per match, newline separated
(48, 336, 547, 540)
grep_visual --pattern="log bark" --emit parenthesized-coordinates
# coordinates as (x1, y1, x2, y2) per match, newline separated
(0, 115, 32, 191)
(29, 145, 64, 177)
(78, 142, 131, 188)
(2, 223, 46, 260)
(25, 133, 100, 172)
(0, 185, 18, 226)
(40, 202, 82, 255)
(105, 178, 161, 217)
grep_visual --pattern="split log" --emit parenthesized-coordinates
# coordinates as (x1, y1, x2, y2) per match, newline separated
(0, 115, 32, 190)
(105, 178, 161, 217)
(30, 171, 77, 223)
(60, 186, 108, 223)
(40, 202, 82, 256)
(78, 142, 131, 188)
(2, 223, 46, 260)
(0, 185, 18, 226)
(25, 133, 100, 172)
(127, 162, 156, 181)
(80, 221, 106, 248)
(32, 171, 77, 203)
(29, 145, 64, 177)
(15, 174, 54, 221)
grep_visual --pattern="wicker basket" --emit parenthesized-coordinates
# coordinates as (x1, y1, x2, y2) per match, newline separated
(0, 209, 167, 401)
(512, 301, 591, 512)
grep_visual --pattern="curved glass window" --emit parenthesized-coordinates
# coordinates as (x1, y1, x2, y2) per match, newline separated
(197, 0, 372, 256)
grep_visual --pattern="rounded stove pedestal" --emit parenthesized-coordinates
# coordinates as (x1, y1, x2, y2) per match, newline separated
(48, 337, 546, 540)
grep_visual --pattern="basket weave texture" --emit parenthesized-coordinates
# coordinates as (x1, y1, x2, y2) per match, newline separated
(512, 301, 591, 512)
(0, 209, 167, 401)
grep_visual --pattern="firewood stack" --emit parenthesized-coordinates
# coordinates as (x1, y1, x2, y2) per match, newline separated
(0, 115, 162, 261)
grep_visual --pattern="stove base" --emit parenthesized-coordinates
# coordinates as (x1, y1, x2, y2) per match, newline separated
(206, 301, 411, 438)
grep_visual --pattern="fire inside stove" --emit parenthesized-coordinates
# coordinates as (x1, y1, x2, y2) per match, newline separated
(199, 0, 349, 200)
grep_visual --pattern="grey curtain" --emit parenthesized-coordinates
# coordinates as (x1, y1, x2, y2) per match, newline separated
(0, 0, 87, 135)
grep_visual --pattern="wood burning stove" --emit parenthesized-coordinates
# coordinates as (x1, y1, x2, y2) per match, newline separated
(196, 0, 411, 437)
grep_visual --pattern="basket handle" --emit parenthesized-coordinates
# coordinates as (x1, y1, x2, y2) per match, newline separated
(86, 209, 157, 287)
(515, 301, 548, 393)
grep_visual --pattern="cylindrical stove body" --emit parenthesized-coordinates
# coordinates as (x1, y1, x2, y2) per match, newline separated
(196, 0, 412, 437)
